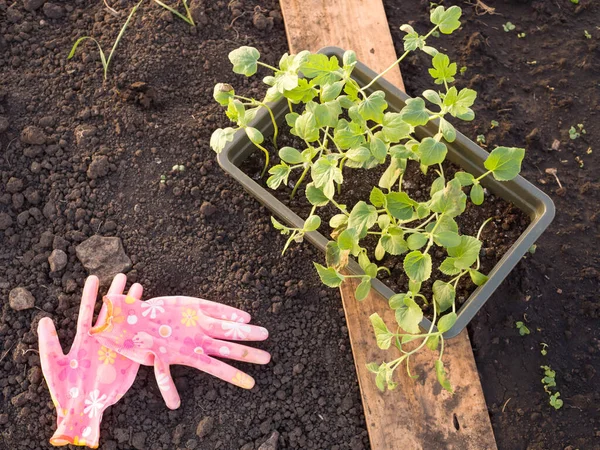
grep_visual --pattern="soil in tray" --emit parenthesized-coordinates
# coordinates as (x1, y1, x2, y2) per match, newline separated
(240, 137, 530, 316)
(383, 1, 600, 449)
(0, 1, 368, 449)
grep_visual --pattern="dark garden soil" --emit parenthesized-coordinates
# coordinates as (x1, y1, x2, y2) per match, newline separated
(0, 0, 598, 450)
(384, 1, 600, 449)
(0, 1, 368, 449)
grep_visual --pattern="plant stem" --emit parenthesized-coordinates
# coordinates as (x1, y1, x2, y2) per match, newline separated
(153, 0, 193, 26)
(475, 170, 492, 182)
(259, 102, 278, 150)
(104, 0, 143, 79)
(290, 165, 309, 199)
(253, 142, 270, 177)
(258, 61, 279, 72)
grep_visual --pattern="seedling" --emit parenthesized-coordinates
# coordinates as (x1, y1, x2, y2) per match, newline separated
(545, 168, 563, 189)
(584, 30, 592, 39)
(490, 120, 499, 128)
(541, 365, 563, 409)
(570, 0, 579, 4)
(460, 66, 467, 74)
(540, 342, 548, 355)
(503, 22, 516, 32)
(528, 244, 537, 254)
(172, 164, 185, 172)
(68, 0, 142, 80)
(569, 124, 586, 140)
(477, 134, 486, 144)
(517, 33, 526, 38)
(211, 6, 526, 393)
(516, 321, 530, 336)
(153, 0, 195, 26)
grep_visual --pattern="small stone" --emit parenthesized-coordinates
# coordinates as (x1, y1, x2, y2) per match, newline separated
(200, 201, 217, 217)
(43, 2, 64, 19)
(20, 126, 47, 145)
(196, 416, 215, 439)
(292, 363, 303, 375)
(9, 287, 35, 311)
(0, 414, 8, 425)
(113, 428, 129, 444)
(28, 366, 43, 384)
(74, 124, 97, 146)
(0, 116, 9, 133)
(131, 431, 147, 450)
(39, 230, 54, 248)
(185, 438, 198, 449)
(48, 249, 68, 272)
(6, 177, 24, 193)
(76, 236, 132, 285)
(253, 12, 273, 31)
(6, 7, 24, 23)
(0, 212, 13, 230)
(11, 392, 29, 407)
(23, 0, 45, 12)
(258, 431, 279, 450)
(159, 9, 173, 22)
(87, 155, 110, 179)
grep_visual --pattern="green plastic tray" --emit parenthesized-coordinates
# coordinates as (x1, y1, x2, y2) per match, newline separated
(217, 47, 555, 339)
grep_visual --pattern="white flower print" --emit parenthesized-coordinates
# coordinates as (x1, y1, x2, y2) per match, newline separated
(156, 373, 171, 391)
(68, 387, 79, 399)
(83, 390, 107, 418)
(82, 427, 92, 437)
(141, 298, 165, 319)
(221, 321, 251, 339)
(219, 346, 230, 356)
(221, 312, 245, 323)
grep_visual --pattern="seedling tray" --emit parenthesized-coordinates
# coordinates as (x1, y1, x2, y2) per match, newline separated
(217, 46, 555, 339)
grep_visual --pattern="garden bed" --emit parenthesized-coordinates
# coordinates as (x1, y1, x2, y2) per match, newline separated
(0, 0, 598, 449)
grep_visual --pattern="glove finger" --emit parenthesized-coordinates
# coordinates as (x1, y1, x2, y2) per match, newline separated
(152, 296, 252, 323)
(201, 316, 269, 342)
(180, 354, 255, 390)
(76, 275, 100, 336)
(127, 282, 143, 300)
(38, 317, 63, 392)
(204, 337, 271, 365)
(154, 358, 180, 410)
(94, 273, 128, 327)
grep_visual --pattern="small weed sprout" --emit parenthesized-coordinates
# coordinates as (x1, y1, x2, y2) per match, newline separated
(541, 365, 563, 409)
(569, 124, 586, 140)
(68, 0, 142, 80)
(503, 22, 516, 32)
(540, 342, 548, 356)
(153, 0, 195, 26)
(211, 6, 526, 393)
(490, 120, 499, 128)
(517, 32, 526, 38)
(477, 134, 486, 145)
(516, 321, 530, 336)
(584, 30, 592, 39)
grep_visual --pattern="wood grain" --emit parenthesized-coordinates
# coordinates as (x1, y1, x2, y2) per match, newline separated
(279, 0, 497, 448)
(340, 276, 497, 450)
(279, 0, 405, 91)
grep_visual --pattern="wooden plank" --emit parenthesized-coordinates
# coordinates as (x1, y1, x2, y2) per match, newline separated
(279, 1, 497, 449)
(340, 276, 497, 450)
(279, 0, 405, 91)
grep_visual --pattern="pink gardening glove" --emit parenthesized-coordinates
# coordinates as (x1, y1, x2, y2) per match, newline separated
(90, 294, 271, 409)
(38, 274, 145, 448)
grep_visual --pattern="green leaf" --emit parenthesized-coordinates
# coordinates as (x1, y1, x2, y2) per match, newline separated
(403, 251, 432, 282)
(293, 112, 320, 142)
(311, 155, 343, 198)
(325, 241, 342, 269)
(395, 296, 423, 334)
(337, 228, 358, 251)
(209, 127, 236, 153)
(432, 280, 455, 313)
(348, 201, 378, 236)
(266, 163, 291, 189)
(434, 230, 461, 248)
(430, 5, 462, 34)
(437, 312, 457, 333)
(314, 263, 344, 288)
(377, 214, 391, 230)
(430, 176, 445, 197)
(366, 362, 380, 374)
(346, 146, 371, 164)
(370, 136, 388, 162)
(356, 279, 372, 301)
(334, 119, 366, 149)
(380, 228, 408, 255)
(444, 87, 477, 120)
(310, 100, 342, 128)
(430, 178, 467, 218)
(386, 192, 415, 220)
(469, 269, 489, 286)
(435, 359, 453, 393)
(455, 172, 474, 186)
(271, 216, 290, 234)
(439, 257, 461, 276)
(484, 147, 525, 181)
(379, 158, 406, 190)
(426, 334, 440, 351)
(320, 80, 345, 102)
(229, 46, 260, 76)
(400, 97, 430, 126)
(422, 89, 442, 106)
(370, 313, 393, 350)
(285, 78, 318, 103)
(245, 127, 264, 144)
(418, 137, 447, 166)
(439, 118, 456, 143)
(273, 70, 299, 93)
(369, 187, 386, 207)
(305, 183, 330, 206)
(343, 50, 357, 67)
(388, 293, 407, 309)
(357, 91, 388, 122)
(428, 53, 457, 85)
(278, 146, 304, 164)
(470, 183, 484, 205)
(381, 113, 412, 142)
(213, 83, 235, 106)
(402, 27, 426, 52)
(447, 235, 482, 269)
(300, 54, 342, 86)
(407, 232, 428, 250)
(226, 99, 246, 124)
(304, 215, 321, 232)
(409, 279, 421, 295)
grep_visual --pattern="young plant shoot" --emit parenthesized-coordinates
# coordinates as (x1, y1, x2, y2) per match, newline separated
(210, 6, 525, 393)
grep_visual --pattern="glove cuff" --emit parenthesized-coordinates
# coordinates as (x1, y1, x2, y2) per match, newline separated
(50, 409, 101, 448)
